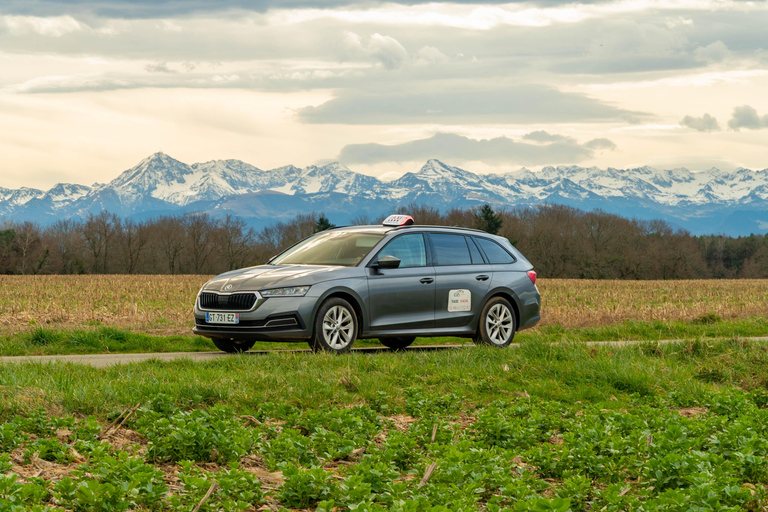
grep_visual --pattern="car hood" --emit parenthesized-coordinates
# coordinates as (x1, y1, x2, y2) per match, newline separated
(203, 265, 353, 293)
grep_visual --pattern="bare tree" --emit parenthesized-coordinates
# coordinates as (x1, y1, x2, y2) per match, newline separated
(82, 211, 118, 273)
(220, 214, 255, 270)
(184, 213, 217, 274)
(154, 216, 187, 274)
(118, 218, 149, 274)
(15, 222, 45, 274)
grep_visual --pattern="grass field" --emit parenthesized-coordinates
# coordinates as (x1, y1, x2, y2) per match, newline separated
(1, 276, 768, 510)
(0, 275, 767, 355)
(2, 275, 768, 334)
(1, 340, 767, 510)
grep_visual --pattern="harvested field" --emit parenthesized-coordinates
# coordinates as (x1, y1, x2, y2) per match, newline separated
(0, 275, 766, 335)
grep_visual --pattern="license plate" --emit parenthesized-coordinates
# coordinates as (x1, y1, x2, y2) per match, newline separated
(206, 312, 240, 324)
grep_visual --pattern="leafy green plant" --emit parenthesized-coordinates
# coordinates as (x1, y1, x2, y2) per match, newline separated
(13, 407, 72, 437)
(0, 474, 49, 512)
(23, 438, 75, 464)
(0, 423, 25, 453)
(137, 404, 254, 463)
(54, 452, 167, 511)
(166, 461, 264, 512)
(277, 462, 336, 508)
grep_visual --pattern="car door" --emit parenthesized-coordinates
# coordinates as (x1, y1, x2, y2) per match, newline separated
(429, 233, 492, 329)
(366, 233, 435, 331)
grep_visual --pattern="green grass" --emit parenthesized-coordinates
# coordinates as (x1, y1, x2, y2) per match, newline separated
(1, 340, 768, 511)
(0, 338, 766, 417)
(1, 316, 766, 357)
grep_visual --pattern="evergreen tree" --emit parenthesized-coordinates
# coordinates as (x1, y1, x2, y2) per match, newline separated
(315, 215, 336, 232)
(476, 204, 502, 235)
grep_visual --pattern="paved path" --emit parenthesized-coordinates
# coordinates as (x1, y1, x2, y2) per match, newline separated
(0, 344, 465, 368)
(1, 338, 766, 368)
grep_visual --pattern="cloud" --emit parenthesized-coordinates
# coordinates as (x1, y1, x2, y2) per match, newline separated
(338, 132, 616, 165)
(680, 113, 720, 132)
(414, 46, 450, 66)
(583, 138, 616, 150)
(1, 15, 83, 37)
(298, 85, 645, 124)
(728, 105, 768, 131)
(343, 32, 408, 69)
(693, 41, 731, 63)
(0, 0, 624, 19)
(522, 130, 575, 144)
(145, 61, 176, 73)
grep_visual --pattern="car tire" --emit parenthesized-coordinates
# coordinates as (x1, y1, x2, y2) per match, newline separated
(474, 297, 516, 348)
(310, 297, 358, 353)
(212, 338, 256, 353)
(379, 336, 416, 350)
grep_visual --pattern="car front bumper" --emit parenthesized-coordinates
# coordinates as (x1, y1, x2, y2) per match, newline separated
(193, 294, 316, 342)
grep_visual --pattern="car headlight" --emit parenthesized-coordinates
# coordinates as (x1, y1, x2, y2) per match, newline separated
(260, 286, 310, 297)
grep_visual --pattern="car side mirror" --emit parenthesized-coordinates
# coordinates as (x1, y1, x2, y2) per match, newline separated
(376, 255, 401, 269)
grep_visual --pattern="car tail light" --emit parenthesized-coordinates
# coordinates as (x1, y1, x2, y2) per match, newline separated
(526, 270, 537, 285)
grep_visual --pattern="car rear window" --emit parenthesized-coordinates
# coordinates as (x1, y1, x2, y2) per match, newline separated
(431, 233, 471, 266)
(474, 237, 515, 264)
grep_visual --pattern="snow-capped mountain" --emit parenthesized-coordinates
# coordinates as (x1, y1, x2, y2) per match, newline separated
(2, 152, 767, 236)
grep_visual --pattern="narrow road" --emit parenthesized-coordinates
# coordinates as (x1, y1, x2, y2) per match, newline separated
(0, 344, 463, 368)
(1, 338, 765, 368)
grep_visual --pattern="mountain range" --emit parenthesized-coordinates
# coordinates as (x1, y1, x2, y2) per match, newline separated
(2, 152, 767, 236)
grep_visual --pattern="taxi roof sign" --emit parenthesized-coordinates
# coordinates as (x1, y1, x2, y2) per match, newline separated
(382, 214, 414, 227)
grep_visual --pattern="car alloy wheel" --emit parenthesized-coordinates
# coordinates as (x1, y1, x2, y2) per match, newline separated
(476, 297, 516, 347)
(323, 305, 355, 349)
(311, 297, 358, 353)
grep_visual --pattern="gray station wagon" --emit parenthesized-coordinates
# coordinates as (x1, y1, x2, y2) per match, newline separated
(193, 215, 541, 353)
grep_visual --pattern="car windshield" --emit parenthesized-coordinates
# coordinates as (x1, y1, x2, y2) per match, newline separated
(271, 231, 385, 267)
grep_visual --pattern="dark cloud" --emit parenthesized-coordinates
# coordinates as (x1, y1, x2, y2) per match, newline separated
(680, 113, 720, 132)
(728, 105, 768, 131)
(338, 132, 616, 165)
(299, 86, 645, 125)
(1, 0, 617, 18)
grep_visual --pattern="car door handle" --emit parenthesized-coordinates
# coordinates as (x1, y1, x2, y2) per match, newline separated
(420, 278, 434, 284)
(475, 275, 489, 281)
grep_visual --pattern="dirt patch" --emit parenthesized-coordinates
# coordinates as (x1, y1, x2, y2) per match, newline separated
(11, 449, 81, 483)
(387, 414, 418, 432)
(103, 427, 147, 454)
(676, 407, 708, 418)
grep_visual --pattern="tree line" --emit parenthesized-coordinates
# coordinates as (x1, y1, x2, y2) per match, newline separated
(0, 205, 767, 279)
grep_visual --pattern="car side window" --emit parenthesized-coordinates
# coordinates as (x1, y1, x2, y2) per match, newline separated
(377, 234, 427, 268)
(431, 233, 471, 266)
(466, 236, 485, 264)
(474, 237, 515, 264)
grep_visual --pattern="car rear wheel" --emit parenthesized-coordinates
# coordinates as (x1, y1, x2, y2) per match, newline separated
(310, 298, 358, 353)
(379, 336, 416, 350)
(475, 297, 516, 348)
(212, 338, 256, 353)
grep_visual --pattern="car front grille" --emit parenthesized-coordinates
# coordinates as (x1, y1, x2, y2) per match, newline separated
(199, 292, 258, 311)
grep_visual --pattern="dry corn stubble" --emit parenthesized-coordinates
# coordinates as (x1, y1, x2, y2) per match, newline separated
(0, 276, 766, 335)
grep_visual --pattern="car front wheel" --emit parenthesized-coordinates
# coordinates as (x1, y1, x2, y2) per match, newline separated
(310, 298, 358, 353)
(212, 338, 256, 353)
(475, 297, 516, 348)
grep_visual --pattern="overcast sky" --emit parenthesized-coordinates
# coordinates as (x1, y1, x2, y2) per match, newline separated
(1, 0, 768, 189)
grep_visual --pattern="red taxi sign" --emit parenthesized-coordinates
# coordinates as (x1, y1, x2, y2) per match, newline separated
(382, 214, 414, 227)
